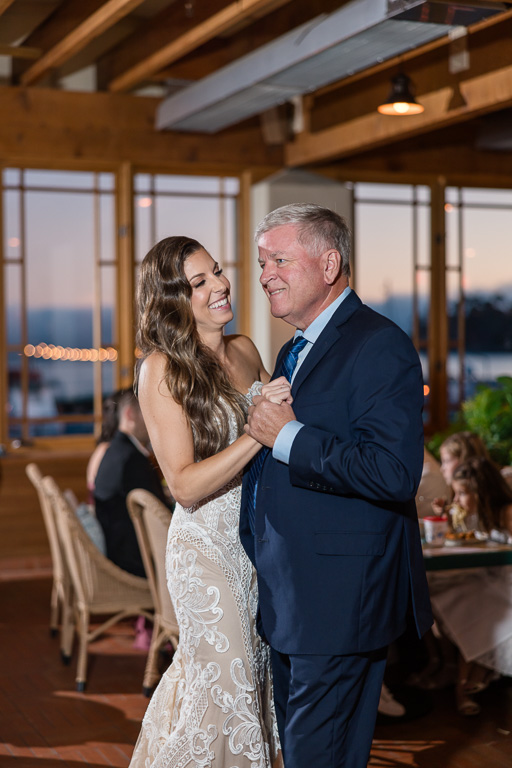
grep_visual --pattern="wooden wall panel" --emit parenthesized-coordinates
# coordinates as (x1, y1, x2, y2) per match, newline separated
(0, 445, 91, 567)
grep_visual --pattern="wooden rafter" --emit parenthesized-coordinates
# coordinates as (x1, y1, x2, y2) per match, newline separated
(108, 0, 293, 92)
(0, 45, 41, 60)
(286, 62, 512, 167)
(20, 0, 147, 86)
(0, 0, 15, 16)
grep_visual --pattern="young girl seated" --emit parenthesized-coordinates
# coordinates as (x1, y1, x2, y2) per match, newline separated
(431, 431, 490, 517)
(429, 457, 512, 716)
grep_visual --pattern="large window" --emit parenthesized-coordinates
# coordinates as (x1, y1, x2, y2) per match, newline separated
(354, 183, 431, 416)
(445, 187, 512, 411)
(2, 169, 241, 443)
(3, 169, 116, 440)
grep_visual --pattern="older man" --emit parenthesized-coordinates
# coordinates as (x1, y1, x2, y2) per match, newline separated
(240, 204, 432, 768)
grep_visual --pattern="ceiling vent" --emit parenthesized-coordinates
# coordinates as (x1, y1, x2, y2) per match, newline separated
(156, 0, 507, 133)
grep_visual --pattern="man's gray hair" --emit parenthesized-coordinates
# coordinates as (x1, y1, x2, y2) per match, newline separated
(255, 203, 351, 277)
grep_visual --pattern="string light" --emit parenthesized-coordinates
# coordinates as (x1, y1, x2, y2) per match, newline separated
(24, 343, 118, 362)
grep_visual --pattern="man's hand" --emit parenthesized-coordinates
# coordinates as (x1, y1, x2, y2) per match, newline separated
(244, 394, 296, 447)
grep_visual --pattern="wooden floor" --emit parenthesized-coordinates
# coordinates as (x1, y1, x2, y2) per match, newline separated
(1, 575, 511, 768)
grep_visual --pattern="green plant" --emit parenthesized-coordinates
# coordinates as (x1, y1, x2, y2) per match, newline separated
(461, 376, 512, 467)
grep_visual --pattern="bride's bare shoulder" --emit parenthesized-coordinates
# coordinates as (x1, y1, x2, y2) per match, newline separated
(138, 351, 168, 394)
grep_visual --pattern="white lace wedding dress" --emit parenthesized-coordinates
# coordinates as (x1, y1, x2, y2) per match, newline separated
(129, 384, 280, 768)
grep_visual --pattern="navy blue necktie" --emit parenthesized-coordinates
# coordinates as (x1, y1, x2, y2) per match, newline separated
(245, 334, 308, 534)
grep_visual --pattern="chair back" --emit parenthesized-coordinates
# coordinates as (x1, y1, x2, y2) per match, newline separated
(127, 489, 177, 630)
(43, 475, 149, 608)
(26, 463, 66, 583)
(42, 475, 92, 604)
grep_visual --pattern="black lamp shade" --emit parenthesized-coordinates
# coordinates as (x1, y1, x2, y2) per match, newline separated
(378, 73, 424, 115)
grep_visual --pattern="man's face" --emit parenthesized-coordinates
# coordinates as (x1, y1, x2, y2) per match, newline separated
(257, 224, 329, 330)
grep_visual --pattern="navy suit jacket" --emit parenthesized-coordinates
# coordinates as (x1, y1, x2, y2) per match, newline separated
(240, 291, 433, 655)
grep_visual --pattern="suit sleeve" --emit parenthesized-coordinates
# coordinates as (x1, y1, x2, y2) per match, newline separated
(288, 326, 424, 503)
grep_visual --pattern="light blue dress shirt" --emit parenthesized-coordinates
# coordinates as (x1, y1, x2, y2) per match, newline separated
(273, 286, 352, 464)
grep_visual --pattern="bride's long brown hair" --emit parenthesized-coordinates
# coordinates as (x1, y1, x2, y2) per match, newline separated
(135, 236, 247, 461)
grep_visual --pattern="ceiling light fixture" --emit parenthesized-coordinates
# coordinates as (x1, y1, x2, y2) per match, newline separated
(378, 73, 424, 116)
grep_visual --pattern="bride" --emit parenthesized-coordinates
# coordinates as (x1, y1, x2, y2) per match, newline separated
(129, 236, 287, 768)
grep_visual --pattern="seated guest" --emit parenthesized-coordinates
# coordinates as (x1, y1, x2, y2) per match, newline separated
(94, 389, 171, 577)
(431, 431, 491, 516)
(416, 447, 450, 519)
(428, 457, 512, 716)
(86, 391, 121, 501)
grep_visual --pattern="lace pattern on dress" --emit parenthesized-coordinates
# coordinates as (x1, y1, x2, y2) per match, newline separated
(129, 381, 279, 768)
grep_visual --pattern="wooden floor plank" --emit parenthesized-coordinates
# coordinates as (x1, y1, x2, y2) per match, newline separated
(1, 575, 511, 767)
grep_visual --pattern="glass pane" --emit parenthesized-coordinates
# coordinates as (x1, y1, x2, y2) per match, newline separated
(445, 201, 460, 269)
(224, 177, 240, 196)
(134, 174, 152, 193)
(462, 188, 512, 206)
(462, 208, 511, 296)
(4, 189, 21, 259)
(6, 264, 22, 346)
(24, 190, 95, 429)
(355, 202, 413, 336)
(101, 361, 116, 397)
(25, 191, 95, 316)
(416, 186, 431, 204)
(7, 350, 23, 438)
(223, 264, 238, 335)
(30, 355, 94, 422)
(24, 169, 95, 189)
(416, 267, 430, 346)
(222, 197, 238, 266)
(355, 183, 414, 203)
(155, 197, 221, 258)
(445, 187, 460, 205)
(135, 197, 154, 262)
(155, 175, 221, 194)
(3, 168, 20, 186)
(417, 205, 430, 267)
(98, 173, 115, 191)
(100, 193, 116, 262)
(100, 266, 116, 346)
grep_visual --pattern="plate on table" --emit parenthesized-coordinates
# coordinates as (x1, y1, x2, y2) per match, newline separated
(444, 531, 481, 547)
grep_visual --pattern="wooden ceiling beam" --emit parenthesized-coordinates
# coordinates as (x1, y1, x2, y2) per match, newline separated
(20, 0, 146, 86)
(97, 0, 230, 90)
(286, 34, 512, 168)
(0, 85, 282, 171)
(108, 0, 294, 92)
(287, 75, 512, 167)
(0, 0, 15, 16)
(0, 45, 41, 60)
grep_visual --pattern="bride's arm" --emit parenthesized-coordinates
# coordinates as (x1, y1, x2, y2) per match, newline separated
(138, 353, 262, 508)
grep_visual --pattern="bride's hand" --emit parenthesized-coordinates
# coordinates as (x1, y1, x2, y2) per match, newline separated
(261, 376, 293, 405)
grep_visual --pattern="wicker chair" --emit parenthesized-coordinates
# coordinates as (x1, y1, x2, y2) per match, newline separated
(42, 475, 154, 692)
(127, 488, 179, 696)
(25, 463, 74, 656)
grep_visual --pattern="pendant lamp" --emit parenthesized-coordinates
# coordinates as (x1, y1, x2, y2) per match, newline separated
(378, 73, 424, 116)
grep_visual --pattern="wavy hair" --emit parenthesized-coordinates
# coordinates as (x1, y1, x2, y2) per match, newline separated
(440, 431, 491, 462)
(135, 236, 246, 461)
(453, 457, 512, 532)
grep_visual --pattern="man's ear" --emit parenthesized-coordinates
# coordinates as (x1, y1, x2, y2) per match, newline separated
(323, 249, 342, 285)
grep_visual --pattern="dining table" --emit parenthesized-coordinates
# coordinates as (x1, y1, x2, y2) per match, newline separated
(423, 539, 512, 571)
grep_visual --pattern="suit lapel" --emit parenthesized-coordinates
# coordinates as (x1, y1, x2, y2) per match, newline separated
(291, 290, 363, 395)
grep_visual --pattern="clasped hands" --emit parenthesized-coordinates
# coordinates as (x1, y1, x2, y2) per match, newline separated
(244, 376, 296, 448)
